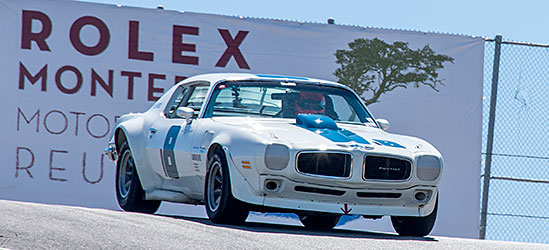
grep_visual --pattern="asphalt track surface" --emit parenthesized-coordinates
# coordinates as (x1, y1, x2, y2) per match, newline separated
(0, 199, 547, 250)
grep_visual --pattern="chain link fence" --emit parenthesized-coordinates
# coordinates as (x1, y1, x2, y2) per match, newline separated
(481, 36, 549, 244)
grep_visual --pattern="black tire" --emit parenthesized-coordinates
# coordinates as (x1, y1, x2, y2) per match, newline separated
(116, 142, 161, 214)
(204, 150, 249, 225)
(391, 196, 438, 237)
(299, 214, 341, 230)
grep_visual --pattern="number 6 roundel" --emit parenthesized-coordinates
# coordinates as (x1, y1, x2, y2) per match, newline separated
(162, 126, 181, 178)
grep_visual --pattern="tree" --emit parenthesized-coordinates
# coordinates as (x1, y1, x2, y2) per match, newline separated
(334, 38, 454, 106)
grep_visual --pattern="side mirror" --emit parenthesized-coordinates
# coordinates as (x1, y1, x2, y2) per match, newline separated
(176, 107, 194, 124)
(376, 119, 390, 131)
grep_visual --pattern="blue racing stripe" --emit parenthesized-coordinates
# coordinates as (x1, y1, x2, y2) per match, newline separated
(296, 114, 370, 145)
(300, 127, 370, 145)
(300, 126, 370, 144)
(340, 129, 370, 144)
(256, 74, 309, 80)
(372, 139, 406, 148)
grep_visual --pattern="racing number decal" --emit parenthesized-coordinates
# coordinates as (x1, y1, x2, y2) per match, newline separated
(162, 126, 181, 178)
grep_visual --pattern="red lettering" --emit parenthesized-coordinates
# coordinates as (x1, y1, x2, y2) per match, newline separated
(128, 21, 154, 61)
(91, 69, 113, 97)
(148, 73, 165, 101)
(175, 75, 187, 84)
(82, 153, 104, 184)
(70, 16, 110, 56)
(21, 10, 52, 51)
(86, 114, 110, 138)
(49, 150, 68, 182)
(19, 62, 47, 91)
(18, 64, 189, 101)
(17, 108, 40, 133)
(55, 65, 83, 94)
(44, 110, 68, 135)
(16, 147, 35, 179)
(70, 111, 85, 136)
(216, 29, 250, 69)
(172, 25, 199, 65)
(121, 71, 142, 100)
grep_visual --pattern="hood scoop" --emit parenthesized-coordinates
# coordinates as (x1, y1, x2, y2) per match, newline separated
(295, 114, 404, 149)
(296, 114, 338, 130)
(296, 114, 369, 145)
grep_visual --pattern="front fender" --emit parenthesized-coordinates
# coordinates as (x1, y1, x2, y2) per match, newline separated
(113, 112, 161, 192)
(222, 146, 264, 206)
(205, 129, 267, 206)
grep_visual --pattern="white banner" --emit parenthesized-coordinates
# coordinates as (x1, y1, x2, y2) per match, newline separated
(0, 0, 484, 238)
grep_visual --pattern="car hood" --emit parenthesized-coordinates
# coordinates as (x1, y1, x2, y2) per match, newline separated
(211, 115, 440, 157)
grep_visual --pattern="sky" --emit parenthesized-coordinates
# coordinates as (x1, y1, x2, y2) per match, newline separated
(81, 0, 549, 45)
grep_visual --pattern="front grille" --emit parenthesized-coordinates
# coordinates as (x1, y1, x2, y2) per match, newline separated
(297, 152, 351, 178)
(364, 156, 411, 180)
(294, 186, 345, 196)
(356, 192, 402, 198)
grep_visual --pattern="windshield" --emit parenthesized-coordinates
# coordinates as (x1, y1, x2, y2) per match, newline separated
(204, 81, 375, 125)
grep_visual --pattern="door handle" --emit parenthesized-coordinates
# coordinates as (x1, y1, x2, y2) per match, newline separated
(149, 128, 157, 138)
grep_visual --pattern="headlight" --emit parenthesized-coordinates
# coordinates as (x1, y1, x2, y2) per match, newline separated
(416, 155, 441, 181)
(264, 144, 290, 170)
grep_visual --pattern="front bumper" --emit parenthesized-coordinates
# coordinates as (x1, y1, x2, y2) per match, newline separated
(104, 143, 117, 162)
(225, 147, 439, 217)
(257, 175, 438, 217)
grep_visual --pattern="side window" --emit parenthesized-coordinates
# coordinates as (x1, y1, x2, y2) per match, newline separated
(164, 83, 210, 119)
(163, 86, 187, 118)
(183, 86, 210, 110)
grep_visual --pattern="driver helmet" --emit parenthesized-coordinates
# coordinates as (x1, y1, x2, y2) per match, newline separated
(295, 92, 326, 115)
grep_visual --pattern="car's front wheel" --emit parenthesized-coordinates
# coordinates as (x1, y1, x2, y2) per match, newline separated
(204, 150, 249, 225)
(390, 196, 438, 237)
(299, 214, 341, 230)
(116, 142, 161, 214)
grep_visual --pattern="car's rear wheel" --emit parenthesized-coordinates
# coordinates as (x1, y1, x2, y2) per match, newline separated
(116, 142, 161, 214)
(204, 150, 249, 225)
(391, 196, 438, 237)
(299, 214, 341, 230)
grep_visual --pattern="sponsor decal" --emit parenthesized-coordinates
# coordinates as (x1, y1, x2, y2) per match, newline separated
(191, 154, 201, 162)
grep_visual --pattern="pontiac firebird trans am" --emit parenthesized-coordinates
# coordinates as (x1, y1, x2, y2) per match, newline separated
(105, 73, 443, 236)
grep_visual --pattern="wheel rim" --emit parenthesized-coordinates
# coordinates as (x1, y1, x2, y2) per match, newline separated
(118, 150, 134, 199)
(207, 160, 223, 212)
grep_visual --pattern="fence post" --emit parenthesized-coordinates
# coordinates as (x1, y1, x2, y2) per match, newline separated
(480, 34, 503, 239)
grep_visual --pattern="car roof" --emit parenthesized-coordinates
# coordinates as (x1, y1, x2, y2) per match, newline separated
(177, 73, 347, 89)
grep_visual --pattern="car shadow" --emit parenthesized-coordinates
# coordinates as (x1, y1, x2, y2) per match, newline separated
(157, 214, 438, 242)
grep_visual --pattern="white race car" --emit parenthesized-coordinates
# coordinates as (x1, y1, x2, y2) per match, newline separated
(105, 73, 443, 236)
